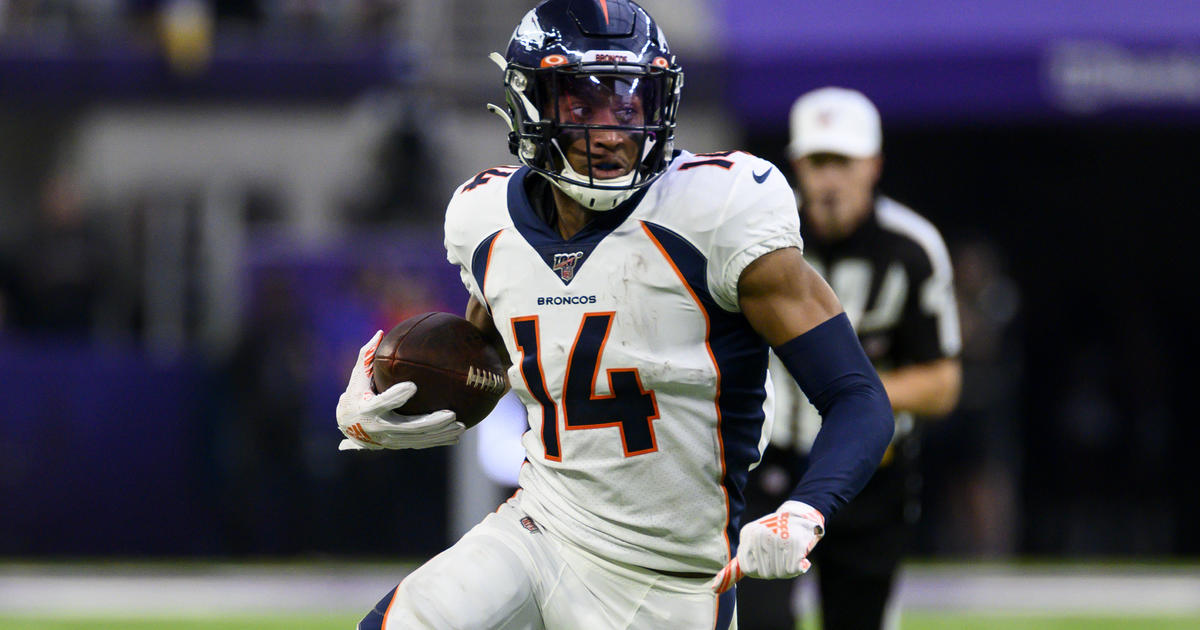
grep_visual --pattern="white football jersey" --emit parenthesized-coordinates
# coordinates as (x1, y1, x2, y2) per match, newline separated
(444, 150, 803, 574)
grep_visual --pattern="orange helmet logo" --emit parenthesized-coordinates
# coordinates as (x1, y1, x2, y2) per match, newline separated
(541, 54, 569, 67)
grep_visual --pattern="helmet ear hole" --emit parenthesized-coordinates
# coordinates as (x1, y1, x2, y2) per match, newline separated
(508, 70, 529, 92)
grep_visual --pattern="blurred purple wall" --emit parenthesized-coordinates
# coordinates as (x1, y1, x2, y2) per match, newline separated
(717, 0, 1200, 127)
(721, 0, 1197, 53)
(0, 231, 466, 556)
(0, 338, 214, 554)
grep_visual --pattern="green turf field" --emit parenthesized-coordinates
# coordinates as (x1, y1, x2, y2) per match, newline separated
(4, 613, 1200, 629)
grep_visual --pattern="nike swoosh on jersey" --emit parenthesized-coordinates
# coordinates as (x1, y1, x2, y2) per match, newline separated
(752, 168, 772, 183)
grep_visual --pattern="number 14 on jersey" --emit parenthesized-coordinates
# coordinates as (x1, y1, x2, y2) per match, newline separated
(511, 313, 660, 461)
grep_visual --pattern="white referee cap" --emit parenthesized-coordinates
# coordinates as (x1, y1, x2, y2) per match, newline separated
(787, 87, 882, 159)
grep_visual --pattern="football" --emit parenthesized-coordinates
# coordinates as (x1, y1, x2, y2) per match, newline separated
(371, 312, 508, 428)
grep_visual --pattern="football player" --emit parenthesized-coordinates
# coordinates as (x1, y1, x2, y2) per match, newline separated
(739, 87, 963, 630)
(335, 2, 894, 628)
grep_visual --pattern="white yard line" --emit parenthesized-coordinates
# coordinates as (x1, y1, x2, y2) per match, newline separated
(1, 564, 1199, 617)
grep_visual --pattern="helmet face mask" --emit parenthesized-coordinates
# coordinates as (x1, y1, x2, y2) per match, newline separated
(494, 0, 683, 211)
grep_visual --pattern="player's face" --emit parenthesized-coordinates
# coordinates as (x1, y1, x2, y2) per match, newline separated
(793, 152, 882, 241)
(553, 75, 648, 180)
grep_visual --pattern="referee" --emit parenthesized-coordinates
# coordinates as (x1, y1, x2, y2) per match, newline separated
(739, 87, 963, 630)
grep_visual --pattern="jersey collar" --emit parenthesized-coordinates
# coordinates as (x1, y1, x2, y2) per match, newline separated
(507, 167, 650, 285)
(507, 166, 649, 246)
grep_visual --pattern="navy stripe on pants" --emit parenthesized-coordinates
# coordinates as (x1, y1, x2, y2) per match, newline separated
(358, 585, 397, 630)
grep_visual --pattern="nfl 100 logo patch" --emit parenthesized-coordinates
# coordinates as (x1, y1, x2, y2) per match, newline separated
(537, 243, 597, 285)
(552, 250, 585, 282)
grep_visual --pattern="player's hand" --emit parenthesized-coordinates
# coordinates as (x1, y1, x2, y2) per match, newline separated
(710, 501, 825, 594)
(336, 331, 466, 451)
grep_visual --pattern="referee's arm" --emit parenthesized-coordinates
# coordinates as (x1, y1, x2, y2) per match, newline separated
(877, 357, 961, 417)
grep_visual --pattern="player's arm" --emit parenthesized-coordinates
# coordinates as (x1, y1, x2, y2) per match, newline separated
(741, 247, 893, 512)
(466, 295, 512, 369)
(879, 357, 961, 417)
(712, 246, 894, 592)
(738, 247, 841, 343)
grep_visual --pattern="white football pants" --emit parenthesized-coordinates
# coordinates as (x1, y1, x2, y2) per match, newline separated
(359, 496, 737, 630)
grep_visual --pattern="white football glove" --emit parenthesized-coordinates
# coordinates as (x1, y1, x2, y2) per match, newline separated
(336, 331, 466, 451)
(710, 500, 825, 594)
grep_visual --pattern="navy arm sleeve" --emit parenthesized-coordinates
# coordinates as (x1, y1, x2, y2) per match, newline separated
(772, 313, 894, 519)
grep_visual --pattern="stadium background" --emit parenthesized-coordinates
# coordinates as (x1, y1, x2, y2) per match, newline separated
(1, 1, 1198, 628)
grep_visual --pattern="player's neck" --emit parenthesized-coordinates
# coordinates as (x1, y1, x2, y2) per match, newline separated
(550, 185, 600, 240)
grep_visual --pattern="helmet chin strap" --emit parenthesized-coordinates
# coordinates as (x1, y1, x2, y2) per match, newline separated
(549, 162, 638, 211)
(545, 132, 658, 211)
